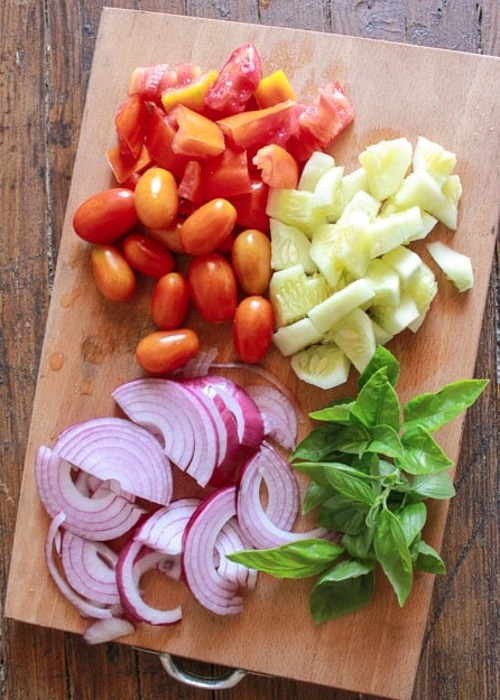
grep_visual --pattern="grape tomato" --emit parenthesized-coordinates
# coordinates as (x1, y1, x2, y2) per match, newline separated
(135, 329, 200, 375)
(150, 272, 189, 329)
(187, 253, 238, 324)
(134, 166, 179, 229)
(91, 245, 136, 302)
(180, 198, 237, 256)
(233, 296, 274, 363)
(122, 233, 175, 279)
(73, 188, 137, 244)
(231, 229, 272, 295)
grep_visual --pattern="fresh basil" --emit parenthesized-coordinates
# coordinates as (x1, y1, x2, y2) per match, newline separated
(230, 346, 487, 623)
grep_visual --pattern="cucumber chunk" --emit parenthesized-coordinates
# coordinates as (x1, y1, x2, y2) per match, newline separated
(359, 137, 413, 200)
(290, 343, 351, 390)
(273, 317, 324, 356)
(331, 308, 377, 373)
(308, 278, 375, 333)
(298, 151, 335, 192)
(270, 219, 316, 273)
(427, 240, 473, 291)
(269, 264, 330, 327)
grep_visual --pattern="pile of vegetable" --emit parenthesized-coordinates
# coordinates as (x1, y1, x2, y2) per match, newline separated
(35, 42, 486, 645)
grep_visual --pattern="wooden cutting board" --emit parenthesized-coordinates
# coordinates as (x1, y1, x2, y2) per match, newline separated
(6, 9, 500, 700)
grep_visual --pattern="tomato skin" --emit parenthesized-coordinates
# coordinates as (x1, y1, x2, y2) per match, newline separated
(135, 329, 200, 375)
(187, 253, 238, 323)
(73, 188, 137, 244)
(91, 245, 136, 302)
(233, 296, 274, 363)
(150, 272, 189, 329)
(205, 44, 262, 115)
(122, 233, 175, 279)
(134, 166, 179, 230)
(180, 198, 237, 256)
(231, 229, 272, 295)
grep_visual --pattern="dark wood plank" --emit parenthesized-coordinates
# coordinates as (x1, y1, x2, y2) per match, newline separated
(1, 1, 498, 700)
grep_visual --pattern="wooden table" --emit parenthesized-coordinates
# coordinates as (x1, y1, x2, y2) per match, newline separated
(1, 2, 498, 699)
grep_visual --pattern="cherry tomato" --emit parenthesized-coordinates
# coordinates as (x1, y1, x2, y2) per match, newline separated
(151, 272, 189, 329)
(231, 229, 272, 295)
(91, 244, 136, 302)
(233, 296, 274, 363)
(122, 232, 175, 279)
(73, 188, 137, 244)
(135, 329, 200, 375)
(187, 253, 238, 323)
(134, 166, 179, 229)
(180, 198, 237, 256)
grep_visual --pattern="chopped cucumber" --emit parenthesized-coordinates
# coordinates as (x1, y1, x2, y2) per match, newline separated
(272, 317, 324, 356)
(308, 278, 375, 333)
(298, 151, 335, 192)
(413, 136, 457, 183)
(269, 264, 330, 327)
(270, 219, 316, 273)
(359, 137, 413, 200)
(290, 343, 351, 390)
(382, 246, 423, 285)
(427, 240, 473, 291)
(266, 136, 466, 391)
(331, 308, 377, 373)
(312, 165, 344, 222)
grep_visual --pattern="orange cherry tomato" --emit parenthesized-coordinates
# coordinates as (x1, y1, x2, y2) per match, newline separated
(73, 188, 137, 244)
(122, 232, 175, 279)
(151, 272, 189, 329)
(135, 329, 200, 375)
(180, 198, 237, 256)
(233, 296, 274, 363)
(231, 228, 272, 295)
(134, 167, 179, 229)
(91, 244, 136, 302)
(187, 253, 238, 324)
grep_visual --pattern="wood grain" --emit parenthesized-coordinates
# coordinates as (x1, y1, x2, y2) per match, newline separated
(1, 2, 498, 700)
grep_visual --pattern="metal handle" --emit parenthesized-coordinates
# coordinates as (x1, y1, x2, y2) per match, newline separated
(158, 652, 247, 690)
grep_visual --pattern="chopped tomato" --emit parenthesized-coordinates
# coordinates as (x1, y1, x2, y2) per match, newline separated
(169, 62, 203, 87)
(202, 147, 251, 200)
(169, 105, 225, 159)
(128, 63, 173, 103)
(252, 144, 299, 189)
(298, 80, 355, 147)
(217, 99, 300, 151)
(144, 105, 190, 179)
(161, 70, 218, 113)
(228, 178, 270, 233)
(205, 44, 262, 115)
(254, 69, 297, 108)
(115, 94, 149, 160)
(107, 143, 152, 185)
(178, 160, 204, 204)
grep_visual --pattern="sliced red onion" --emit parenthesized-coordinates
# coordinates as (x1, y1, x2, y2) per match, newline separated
(174, 347, 218, 377)
(116, 537, 183, 626)
(245, 384, 298, 451)
(52, 416, 173, 506)
(237, 444, 328, 549)
(45, 513, 114, 620)
(36, 446, 143, 541)
(215, 519, 258, 590)
(113, 378, 218, 487)
(185, 376, 264, 451)
(83, 617, 136, 645)
(182, 487, 252, 615)
(60, 530, 121, 606)
(134, 498, 202, 556)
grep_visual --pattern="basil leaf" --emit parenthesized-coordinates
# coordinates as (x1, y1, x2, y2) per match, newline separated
(318, 494, 368, 535)
(341, 527, 375, 560)
(309, 400, 355, 423)
(403, 378, 488, 433)
(366, 424, 403, 458)
(352, 367, 401, 430)
(410, 471, 456, 499)
(227, 539, 344, 579)
(397, 425, 453, 475)
(295, 462, 376, 506)
(291, 424, 342, 463)
(310, 560, 376, 622)
(302, 481, 331, 514)
(374, 508, 413, 606)
(358, 345, 400, 390)
(396, 502, 427, 546)
(415, 540, 446, 574)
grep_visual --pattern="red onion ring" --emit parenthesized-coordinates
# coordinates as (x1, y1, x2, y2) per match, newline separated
(182, 487, 254, 615)
(116, 538, 183, 626)
(134, 498, 202, 555)
(245, 384, 298, 451)
(83, 617, 136, 645)
(36, 446, 143, 541)
(52, 416, 173, 506)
